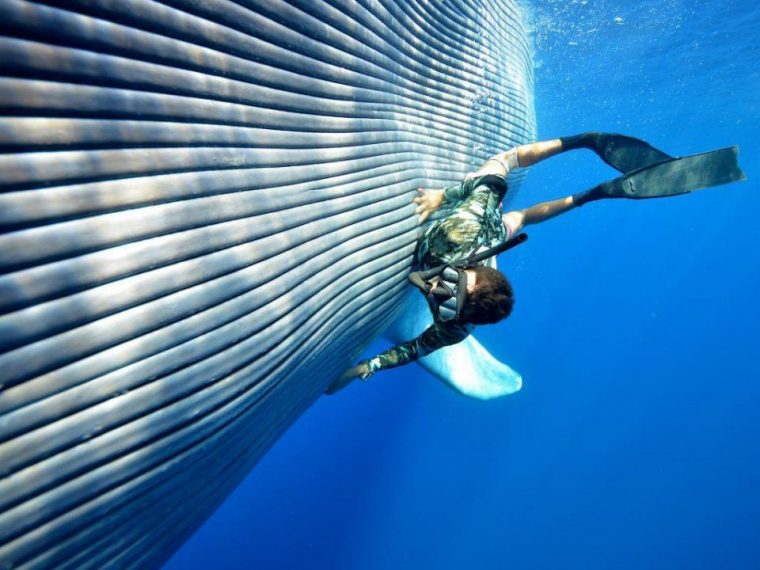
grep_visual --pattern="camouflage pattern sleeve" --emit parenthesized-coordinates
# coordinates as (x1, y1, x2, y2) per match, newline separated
(442, 181, 471, 205)
(442, 174, 507, 209)
(361, 321, 473, 378)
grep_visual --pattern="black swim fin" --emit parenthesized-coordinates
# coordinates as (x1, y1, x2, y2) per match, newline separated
(573, 145, 746, 205)
(560, 132, 672, 173)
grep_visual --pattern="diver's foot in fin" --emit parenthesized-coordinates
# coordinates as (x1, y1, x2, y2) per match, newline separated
(572, 183, 608, 207)
(573, 146, 746, 206)
(559, 132, 604, 152)
(560, 132, 672, 173)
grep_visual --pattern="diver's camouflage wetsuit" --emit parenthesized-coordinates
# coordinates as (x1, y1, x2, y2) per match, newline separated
(362, 173, 516, 378)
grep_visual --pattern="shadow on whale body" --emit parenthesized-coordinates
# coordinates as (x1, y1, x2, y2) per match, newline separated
(0, 0, 535, 567)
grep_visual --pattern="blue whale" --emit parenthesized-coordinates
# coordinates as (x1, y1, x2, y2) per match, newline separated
(0, 0, 535, 567)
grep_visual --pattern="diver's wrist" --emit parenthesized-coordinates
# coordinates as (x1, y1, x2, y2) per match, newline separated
(360, 359, 378, 380)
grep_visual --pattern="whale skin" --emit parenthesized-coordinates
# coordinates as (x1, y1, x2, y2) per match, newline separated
(0, 0, 535, 567)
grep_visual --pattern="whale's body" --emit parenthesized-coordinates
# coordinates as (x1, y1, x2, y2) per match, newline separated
(0, 1, 535, 567)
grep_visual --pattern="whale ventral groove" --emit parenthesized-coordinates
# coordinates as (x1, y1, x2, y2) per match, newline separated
(0, 0, 536, 567)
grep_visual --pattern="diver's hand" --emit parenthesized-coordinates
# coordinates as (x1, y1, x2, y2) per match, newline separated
(325, 362, 371, 395)
(413, 187, 444, 225)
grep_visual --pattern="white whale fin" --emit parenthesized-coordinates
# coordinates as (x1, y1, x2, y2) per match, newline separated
(383, 292, 522, 400)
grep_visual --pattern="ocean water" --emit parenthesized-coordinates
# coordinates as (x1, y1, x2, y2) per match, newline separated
(165, 1, 760, 569)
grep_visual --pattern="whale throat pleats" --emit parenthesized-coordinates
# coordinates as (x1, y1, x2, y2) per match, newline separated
(0, 1, 535, 567)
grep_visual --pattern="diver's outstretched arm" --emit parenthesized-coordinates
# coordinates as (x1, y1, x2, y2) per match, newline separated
(325, 363, 370, 395)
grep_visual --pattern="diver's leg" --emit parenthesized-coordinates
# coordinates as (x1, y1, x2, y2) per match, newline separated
(517, 134, 744, 208)
(519, 195, 577, 225)
(486, 139, 563, 172)
(494, 133, 671, 173)
(516, 135, 674, 168)
(515, 139, 564, 167)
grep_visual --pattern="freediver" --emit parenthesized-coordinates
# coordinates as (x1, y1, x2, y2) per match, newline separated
(326, 132, 745, 394)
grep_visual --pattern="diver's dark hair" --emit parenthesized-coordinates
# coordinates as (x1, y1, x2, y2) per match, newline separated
(460, 266, 514, 325)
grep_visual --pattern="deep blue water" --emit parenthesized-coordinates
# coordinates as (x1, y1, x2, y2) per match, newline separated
(166, 1, 760, 568)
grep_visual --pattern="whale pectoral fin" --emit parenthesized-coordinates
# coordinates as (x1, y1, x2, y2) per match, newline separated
(415, 335, 522, 400)
(383, 292, 522, 400)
